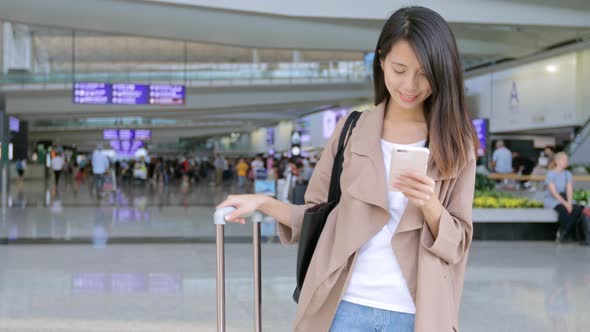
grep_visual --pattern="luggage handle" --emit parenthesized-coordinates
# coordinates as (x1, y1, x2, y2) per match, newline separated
(214, 206, 263, 225)
(214, 207, 263, 332)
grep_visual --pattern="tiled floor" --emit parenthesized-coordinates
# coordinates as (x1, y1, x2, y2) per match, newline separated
(0, 179, 588, 331)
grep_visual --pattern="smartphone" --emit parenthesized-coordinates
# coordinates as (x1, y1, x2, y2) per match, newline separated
(389, 146, 430, 192)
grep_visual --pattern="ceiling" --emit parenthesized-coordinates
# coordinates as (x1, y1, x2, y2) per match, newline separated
(24, 22, 590, 72)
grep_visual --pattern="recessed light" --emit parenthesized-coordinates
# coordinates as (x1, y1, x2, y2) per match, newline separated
(545, 65, 558, 73)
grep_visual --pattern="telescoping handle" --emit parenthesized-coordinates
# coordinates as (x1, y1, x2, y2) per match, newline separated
(214, 207, 263, 332)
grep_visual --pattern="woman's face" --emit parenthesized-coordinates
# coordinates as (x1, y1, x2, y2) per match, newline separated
(380, 40, 432, 111)
(556, 155, 569, 169)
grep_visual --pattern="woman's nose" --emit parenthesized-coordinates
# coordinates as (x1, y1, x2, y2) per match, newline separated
(403, 74, 419, 91)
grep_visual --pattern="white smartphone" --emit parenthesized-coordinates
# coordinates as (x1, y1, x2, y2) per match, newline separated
(389, 146, 430, 192)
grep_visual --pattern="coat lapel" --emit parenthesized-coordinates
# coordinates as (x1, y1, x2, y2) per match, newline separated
(347, 102, 444, 234)
(347, 102, 389, 214)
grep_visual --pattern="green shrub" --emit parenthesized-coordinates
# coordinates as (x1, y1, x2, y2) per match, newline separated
(475, 173, 495, 191)
(574, 189, 590, 205)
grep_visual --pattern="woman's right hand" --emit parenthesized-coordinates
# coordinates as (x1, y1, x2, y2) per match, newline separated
(216, 194, 268, 224)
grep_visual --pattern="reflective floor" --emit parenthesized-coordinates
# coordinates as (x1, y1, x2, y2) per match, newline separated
(0, 179, 588, 331)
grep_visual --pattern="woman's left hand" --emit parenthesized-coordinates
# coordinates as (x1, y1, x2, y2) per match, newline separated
(391, 171, 436, 208)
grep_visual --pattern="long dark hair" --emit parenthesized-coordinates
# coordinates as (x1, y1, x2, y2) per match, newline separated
(373, 6, 478, 178)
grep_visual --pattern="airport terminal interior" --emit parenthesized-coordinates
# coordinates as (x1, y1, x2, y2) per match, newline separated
(0, 0, 590, 331)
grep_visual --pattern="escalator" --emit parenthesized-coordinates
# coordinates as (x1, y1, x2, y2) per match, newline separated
(567, 116, 590, 165)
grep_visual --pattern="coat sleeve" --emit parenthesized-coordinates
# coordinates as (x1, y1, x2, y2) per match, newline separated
(421, 156, 476, 265)
(278, 114, 352, 245)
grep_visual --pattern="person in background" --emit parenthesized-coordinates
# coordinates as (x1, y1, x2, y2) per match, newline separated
(304, 161, 316, 182)
(235, 158, 249, 188)
(512, 151, 535, 189)
(51, 150, 65, 188)
(268, 165, 278, 181)
(475, 156, 489, 175)
(78, 156, 87, 179)
(251, 156, 264, 175)
(492, 140, 513, 174)
(266, 156, 275, 172)
(545, 146, 556, 168)
(544, 152, 584, 244)
(214, 155, 226, 186)
(15, 158, 26, 189)
(92, 144, 110, 198)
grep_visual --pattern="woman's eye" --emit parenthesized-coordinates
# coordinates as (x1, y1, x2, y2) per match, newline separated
(394, 70, 405, 74)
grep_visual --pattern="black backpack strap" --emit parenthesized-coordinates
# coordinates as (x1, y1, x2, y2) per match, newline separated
(327, 111, 361, 202)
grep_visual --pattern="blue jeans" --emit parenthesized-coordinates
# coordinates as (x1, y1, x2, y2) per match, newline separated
(330, 301, 415, 332)
(93, 173, 105, 196)
(238, 176, 246, 188)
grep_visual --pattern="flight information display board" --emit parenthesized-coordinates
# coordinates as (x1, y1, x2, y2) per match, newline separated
(103, 129, 152, 141)
(74, 83, 185, 105)
(112, 84, 150, 105)
(73, 83, 111, 104)
(149, 84, 185, 105)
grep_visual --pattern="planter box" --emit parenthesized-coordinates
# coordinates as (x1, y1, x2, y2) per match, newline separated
(473, 208, 557, 223)
(472, 208, 558, 241)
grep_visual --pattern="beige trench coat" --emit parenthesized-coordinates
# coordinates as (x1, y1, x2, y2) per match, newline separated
(278, 102, 475, 332)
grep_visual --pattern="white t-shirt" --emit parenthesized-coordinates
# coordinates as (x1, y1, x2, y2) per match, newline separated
(492, 147, 512, 173)
(92, 150, 110, 174)
(341, 138, 426, 314)
(51, 156, 65, 171)
(251, 159, 264, 171)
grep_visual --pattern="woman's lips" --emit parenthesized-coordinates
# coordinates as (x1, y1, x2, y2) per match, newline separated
(399, 91, 418, 103)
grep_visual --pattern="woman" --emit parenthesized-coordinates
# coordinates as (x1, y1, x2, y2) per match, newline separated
(217, 6, 478, 332)
(544, 152, 584, 243)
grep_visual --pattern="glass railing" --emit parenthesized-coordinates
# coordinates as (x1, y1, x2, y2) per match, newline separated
(31, 117, 247, 129)
(1, 61, 371, 86)
(566, 115, 590, 157)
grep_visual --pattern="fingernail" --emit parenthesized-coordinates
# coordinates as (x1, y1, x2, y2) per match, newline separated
(225, 215, 231, 221)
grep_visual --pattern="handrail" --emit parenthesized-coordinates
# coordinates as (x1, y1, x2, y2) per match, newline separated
(1, 61, 370, 87)
(487, 173, 590, 182)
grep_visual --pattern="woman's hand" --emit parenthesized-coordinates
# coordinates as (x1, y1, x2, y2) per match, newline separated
(391, 171, 436, 207)
(216, 194, 268, 224)
(564, 202, 573, 214)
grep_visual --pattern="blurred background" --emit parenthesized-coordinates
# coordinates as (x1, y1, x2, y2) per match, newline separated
(0, 1, 589, 331)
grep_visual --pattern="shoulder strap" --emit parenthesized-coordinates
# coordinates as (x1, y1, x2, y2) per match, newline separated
(327, 111, 361, 202)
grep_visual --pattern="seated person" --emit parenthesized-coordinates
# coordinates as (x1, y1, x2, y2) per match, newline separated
(544, 152, 584, 243)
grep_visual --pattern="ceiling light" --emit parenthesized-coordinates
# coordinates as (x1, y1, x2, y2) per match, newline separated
(545, 65, 558, 73)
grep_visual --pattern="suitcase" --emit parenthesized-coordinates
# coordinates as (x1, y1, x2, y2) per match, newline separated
(214, 207, 263, 332)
